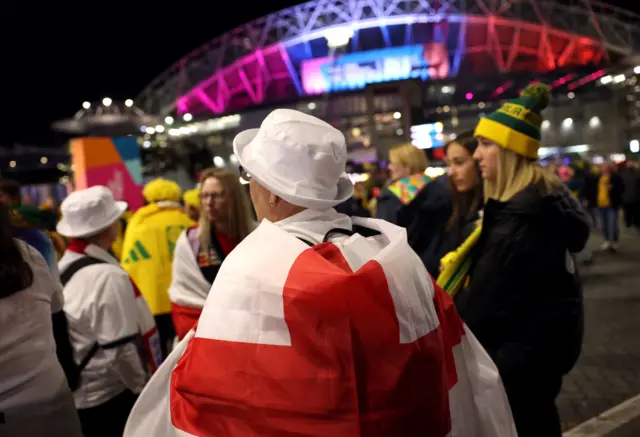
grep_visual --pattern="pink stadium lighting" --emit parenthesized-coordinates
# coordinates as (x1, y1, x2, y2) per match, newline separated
(145, 0, 612, 117)
(567, 69, 607, 91)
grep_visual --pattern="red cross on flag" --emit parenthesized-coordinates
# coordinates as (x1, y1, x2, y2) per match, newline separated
(124, 219, 517, 437)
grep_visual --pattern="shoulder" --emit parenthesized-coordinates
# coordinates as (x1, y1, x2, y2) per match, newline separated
(89, 266, 135, 305)
(176, 226, 199, 256)
(16, 240, 52, 280)
(66, 258, 131, 288)
(421, 178, 451, 209)
(376, 188, 401, 208)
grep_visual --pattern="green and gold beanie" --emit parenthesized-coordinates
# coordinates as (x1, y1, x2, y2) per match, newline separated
(474, 83, 551, 159)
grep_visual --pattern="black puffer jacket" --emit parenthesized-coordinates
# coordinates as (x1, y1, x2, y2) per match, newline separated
(455, 182, 589, 437)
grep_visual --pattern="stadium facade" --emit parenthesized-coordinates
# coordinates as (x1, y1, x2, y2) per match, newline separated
(136, 0, 640, 175)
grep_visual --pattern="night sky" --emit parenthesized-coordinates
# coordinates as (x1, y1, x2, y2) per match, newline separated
(1, 0, 637, 146)
(1, 0, 300, 146)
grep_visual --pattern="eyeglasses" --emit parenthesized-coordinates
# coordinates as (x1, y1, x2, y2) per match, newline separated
(200, 191, 226, 201)
(239, 166, 252, 182)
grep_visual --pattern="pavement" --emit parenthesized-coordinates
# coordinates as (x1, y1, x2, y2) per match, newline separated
(558, 228, 640, 436)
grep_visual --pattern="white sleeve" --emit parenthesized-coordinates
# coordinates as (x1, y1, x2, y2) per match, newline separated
(169, 230, 211, 308)
(92, 269, 148, 392)
(91, 270, 140, 346)
(102, 345, 148, 394)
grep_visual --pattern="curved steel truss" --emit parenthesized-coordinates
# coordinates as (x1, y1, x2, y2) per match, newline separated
(136, 0, 640, 116)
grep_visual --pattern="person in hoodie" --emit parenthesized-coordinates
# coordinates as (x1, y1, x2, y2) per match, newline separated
(376, 144, 451, 275)
(454, 84, 588, 437)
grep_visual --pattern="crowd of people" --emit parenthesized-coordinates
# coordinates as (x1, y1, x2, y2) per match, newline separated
(0, 82, 635, 437)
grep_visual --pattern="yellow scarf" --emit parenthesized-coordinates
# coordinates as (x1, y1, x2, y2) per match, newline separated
(436, 222, 482, 298)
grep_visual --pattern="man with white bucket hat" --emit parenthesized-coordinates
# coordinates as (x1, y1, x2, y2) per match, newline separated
(57, 186, 161, 437)
(124, 109, 516, 437)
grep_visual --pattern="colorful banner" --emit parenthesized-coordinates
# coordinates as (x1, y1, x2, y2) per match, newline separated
(301, 43, 450, 95)
(70, 137, 144, 210)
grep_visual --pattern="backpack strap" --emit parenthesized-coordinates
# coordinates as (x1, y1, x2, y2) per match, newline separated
(297, 237, 315, 247)
(60, 256, 106, 286)
(59, 256, 107, 379)
(323, 226, 382, 242)
(77, 342, 100, 374)
(298, 226, 383, 247)
(352, 225, 382, 238)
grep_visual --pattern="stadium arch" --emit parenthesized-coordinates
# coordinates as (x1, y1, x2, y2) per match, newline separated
(135, 0, 640, 117)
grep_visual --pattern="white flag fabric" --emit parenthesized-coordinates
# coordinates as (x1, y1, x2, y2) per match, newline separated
(125, 218, 517, 437)
(168, 229, 211, 310)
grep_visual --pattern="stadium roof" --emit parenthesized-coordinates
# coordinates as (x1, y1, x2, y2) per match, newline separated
(136, 0, 640, 117)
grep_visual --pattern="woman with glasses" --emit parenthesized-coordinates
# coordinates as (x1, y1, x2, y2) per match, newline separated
(169, 168, 255, 339)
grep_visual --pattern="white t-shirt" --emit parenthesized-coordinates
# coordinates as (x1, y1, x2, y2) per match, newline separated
(0, 241, 69, 410)
(59, 244, 148, 410)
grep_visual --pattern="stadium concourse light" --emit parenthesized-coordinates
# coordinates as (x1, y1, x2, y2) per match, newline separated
(82, 101, 91, 109)
(324, 26, 354, 49)
(125, 99, 134, 107)
(102, 97, 112, 107)
(164, 116, 174, 125)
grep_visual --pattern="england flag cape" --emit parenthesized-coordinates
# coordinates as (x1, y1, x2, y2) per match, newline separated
(124, 217, 517, 437)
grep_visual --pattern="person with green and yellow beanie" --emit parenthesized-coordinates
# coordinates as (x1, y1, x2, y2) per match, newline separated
(453, 83, 590, 437)
(121, 178, 194, 359)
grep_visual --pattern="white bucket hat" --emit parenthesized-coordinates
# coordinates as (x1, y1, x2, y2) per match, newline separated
(57, 186, 128, 238)
(233, 108, 354, 209)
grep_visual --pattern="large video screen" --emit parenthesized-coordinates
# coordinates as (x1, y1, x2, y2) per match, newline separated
(301, 43, 449, 95)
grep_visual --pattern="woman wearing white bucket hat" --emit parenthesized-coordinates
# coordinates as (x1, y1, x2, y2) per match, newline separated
(123, 109, 516, 437)
(57, 186, 161, 437)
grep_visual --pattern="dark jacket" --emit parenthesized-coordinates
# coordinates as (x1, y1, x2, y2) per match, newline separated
(335, 197, 371, 218)
(376, 174, 451, 275)
(455, 183, 588, 437)
(598, 172, 624, 209)
(435, 174, 483, 258)
(581, 172, 598, 209)
(618, 166, 640, 204)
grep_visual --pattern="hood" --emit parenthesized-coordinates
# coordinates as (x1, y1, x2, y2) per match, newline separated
(505, 183, 590, 253)
(128, 202, 183, 228)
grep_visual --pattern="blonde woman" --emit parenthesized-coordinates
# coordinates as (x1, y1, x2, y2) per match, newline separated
(376, 143, 451, 275)
(169, 168, 254, 339)
(455, 84, 589, 437)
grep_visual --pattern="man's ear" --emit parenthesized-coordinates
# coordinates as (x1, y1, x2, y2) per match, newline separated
(268, 192, 279, 206)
